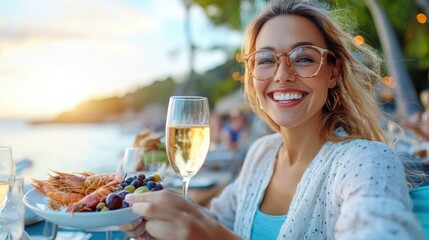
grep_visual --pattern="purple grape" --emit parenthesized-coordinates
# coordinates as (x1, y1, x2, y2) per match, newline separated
(146, 181, 156, 191)
(136, 173, 146, 181)
(106, 193, 123, 210)
(151, 182, 164, 191)
(125, 177, 135, 184)
(131, 179, 143, 189)
(155, 182, 164, 190)
(118, 190, 129, 199)
(122, 201, 130, 208)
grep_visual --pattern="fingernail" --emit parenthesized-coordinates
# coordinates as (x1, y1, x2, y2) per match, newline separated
(125, 194, 136, 203)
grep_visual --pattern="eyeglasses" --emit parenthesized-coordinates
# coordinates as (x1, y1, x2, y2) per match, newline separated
(242, 45, 336, 81)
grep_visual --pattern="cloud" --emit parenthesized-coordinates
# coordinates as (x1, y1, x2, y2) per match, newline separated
(0, 0, 162, 43)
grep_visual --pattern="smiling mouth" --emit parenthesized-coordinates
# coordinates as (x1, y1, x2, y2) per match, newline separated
(272, 92, 303, 102)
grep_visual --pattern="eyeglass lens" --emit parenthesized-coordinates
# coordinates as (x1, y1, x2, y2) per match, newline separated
(249, 46, 323, 79)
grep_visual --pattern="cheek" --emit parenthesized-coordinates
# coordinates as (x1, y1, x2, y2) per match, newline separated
(253, 79, 265, 98)
(306, 79, 331, 105)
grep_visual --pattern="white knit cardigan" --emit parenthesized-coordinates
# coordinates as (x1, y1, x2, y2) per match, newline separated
(210, 130, 423, 239)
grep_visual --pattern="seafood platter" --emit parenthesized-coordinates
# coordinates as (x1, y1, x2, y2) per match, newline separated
(24, 170, 164, 229)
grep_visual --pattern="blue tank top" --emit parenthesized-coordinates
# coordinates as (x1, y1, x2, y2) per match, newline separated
(250, 208, 287, 240)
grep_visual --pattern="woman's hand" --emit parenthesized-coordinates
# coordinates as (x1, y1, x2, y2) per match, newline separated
(119, 217, 152, 239)
(120, 190, 240, 240)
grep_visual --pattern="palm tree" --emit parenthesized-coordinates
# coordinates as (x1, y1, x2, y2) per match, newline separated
(365, 0, 422, 120)
(174, 0, 257, 96)
(174, 0, 197, 96)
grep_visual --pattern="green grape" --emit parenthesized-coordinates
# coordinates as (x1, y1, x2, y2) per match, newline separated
(124, 185, 136, 193)
(96, 202, 106, 211)
(134, 186, 149, 194)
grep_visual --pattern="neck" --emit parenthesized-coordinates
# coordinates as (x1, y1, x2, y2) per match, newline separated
(278, 122, 326, 167)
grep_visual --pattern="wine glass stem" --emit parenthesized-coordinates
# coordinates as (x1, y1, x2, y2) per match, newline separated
(182, 177, 191, 200)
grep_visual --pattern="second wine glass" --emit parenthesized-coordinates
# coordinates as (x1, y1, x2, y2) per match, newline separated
(165, 96, 211, 199)
(0, 146, 15, 213)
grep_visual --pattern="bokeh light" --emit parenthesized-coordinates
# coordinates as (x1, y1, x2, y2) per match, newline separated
(353, 35, 365, 46)
(383, 76, 396, 88)
(417, 13, 427, 24)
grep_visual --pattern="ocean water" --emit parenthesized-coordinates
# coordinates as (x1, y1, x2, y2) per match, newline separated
(0, 120, 138, 183)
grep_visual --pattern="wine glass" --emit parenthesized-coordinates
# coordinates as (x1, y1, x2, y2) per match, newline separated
(0, 146, 15, 212)
(121, 147, 168, 177)
(165, 96, 211, 199)
(121, 147, 145, 176)
(0, 178, 24, 240)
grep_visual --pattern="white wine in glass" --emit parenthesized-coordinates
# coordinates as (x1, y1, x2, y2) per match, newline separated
(165, 96, 210, 199)
(0, 147, 15, 212)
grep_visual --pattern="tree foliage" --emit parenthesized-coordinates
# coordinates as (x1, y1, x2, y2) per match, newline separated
(193, 0, 256, 29)
(327, 0, 428, 91)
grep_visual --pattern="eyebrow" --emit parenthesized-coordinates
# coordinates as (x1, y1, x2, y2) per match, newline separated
(257, 41, 317, 52)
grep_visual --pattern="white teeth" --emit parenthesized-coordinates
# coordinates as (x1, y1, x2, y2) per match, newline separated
(273, 92, 303, 101)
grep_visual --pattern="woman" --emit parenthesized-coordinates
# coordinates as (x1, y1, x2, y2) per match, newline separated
(121, 0, 422, 239)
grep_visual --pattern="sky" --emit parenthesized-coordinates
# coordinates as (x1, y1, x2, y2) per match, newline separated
(0, 0, 243, 120)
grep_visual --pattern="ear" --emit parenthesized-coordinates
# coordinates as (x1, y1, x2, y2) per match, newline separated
(328, 61, 341, 89)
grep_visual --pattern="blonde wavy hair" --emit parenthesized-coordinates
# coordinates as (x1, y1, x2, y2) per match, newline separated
(242, 0, 388, 143)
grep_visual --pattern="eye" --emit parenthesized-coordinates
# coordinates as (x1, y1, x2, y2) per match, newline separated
(290, 47, 321, 65)
(254, 51, 276, 66)
(294, 56, 315, 63)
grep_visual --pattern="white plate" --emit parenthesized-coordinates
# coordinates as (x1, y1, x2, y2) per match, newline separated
(23, 188, 140, 229)
(24, 185, 43, 226)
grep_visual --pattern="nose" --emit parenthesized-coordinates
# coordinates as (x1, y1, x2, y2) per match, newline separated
(274, 57, 296, 82)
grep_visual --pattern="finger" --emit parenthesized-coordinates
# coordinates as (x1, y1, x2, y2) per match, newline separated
(119, 217, 144, 231)
(125, 190, 179, 204)
(126, 190, 193, 212)
(143, 232, 156, 240)
(136, 232, 155, 240)
(145, 219, 186, 240)
(131, 201, 191, 221)
(119, 217, 147, 237)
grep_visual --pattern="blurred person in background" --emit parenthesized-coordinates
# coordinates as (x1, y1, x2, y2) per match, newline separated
(120, 0, 422, 239)
(209, 111, 228, 150)
(220, 109, 250, 151)
(402, 89, 429, 141)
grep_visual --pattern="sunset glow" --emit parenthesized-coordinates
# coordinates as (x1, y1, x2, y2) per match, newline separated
(0, 0, 241, 120)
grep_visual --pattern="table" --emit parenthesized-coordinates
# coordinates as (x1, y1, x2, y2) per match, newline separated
(204, 150, 236, 170)
(25, 222, 125, 240)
